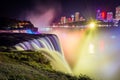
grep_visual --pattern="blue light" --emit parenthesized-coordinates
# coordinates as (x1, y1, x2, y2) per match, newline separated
(26, 29, 34, 34)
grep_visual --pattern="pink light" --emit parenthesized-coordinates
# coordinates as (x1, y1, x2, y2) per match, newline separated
(99, 40, 105, 52)
(51, 29, 86, 65)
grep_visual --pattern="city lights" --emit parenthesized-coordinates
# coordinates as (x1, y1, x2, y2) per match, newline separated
(88, 21, 97, 29)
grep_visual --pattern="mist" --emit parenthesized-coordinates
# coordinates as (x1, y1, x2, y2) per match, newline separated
(20, 0, 61, 31)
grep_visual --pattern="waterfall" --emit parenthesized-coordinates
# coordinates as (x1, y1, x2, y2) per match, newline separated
(14, 34, 63, 54)
(13, 33, 72, 74)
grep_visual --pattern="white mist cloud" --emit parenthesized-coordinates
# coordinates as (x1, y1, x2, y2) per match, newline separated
(19, 0, 61, 32)
(27, 9, 55, 27)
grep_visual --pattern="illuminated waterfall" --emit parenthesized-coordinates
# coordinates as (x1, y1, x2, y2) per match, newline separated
(14, 33, 72, 74)
(14, 34, 62, 54)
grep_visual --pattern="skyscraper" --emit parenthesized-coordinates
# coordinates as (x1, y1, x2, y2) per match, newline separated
(107, 12, 113, 22)
(67, 18, 72, 23)
(96, 10, 106, 21)
(71, 15, 75, 22)
(75, 12, 80, 22)
(115, 6, 120, 21)
(96, 9, 101, 20)
(60, 16, 67, 24)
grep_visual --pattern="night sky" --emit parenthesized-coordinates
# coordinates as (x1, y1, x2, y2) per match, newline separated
(0, 0, 120, 21)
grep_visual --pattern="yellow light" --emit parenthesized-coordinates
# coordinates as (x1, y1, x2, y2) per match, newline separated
(89, 22, 96, 29)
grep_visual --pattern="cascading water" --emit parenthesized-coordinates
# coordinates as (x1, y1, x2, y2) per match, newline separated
(11, 33, 72, 74)
(1, 26, 120, 80)
(14, 34, 62, 53)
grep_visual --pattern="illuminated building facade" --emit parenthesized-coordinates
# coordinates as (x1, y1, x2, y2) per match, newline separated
(67, 18, 72, 23)
(60, 16, 67, 24)
(115, 6, 120, 21)
(71, 15, 75, 22)
(96, 10, 107, 21)
(80, 17, 85, 21)
(96, 9, 101, 20)
(75, 12, 80, 22)
(60, 17, 64, 24)
(107, 12, 113, 22)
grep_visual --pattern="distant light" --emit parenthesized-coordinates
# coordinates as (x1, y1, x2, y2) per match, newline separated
(71, 15, 74, 18)
(89, 22, 96, 29)
(101, 11, 106, 19)
(97, 9, 100, 12)
(26, 29, 34, 34)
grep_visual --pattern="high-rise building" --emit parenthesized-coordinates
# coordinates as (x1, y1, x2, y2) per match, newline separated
(96, 10, 107, 21)
(80, 17, 85, 21)
(60, 16, 67, 24)
(107, 12, 113, 22)
(60, 17, 64, 24)
(67, 18, 72, 23)
(75, 12, 80, 22)
(101, 11, 106, 20)
(115, 6, 120, 21)
(96, 9, 101, 20)
(71, 15, 75, 22)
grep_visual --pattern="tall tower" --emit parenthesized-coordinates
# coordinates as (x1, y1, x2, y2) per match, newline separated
(96, 9, 101, 20)
(60, 16, 67, 24)
(115, 6, 120, 21)
(107, 12, 113, 22)
(71, 15, 75, 22)
(75, 12, 80, 22)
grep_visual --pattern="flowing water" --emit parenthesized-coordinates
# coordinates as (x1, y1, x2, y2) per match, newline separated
(14, 34, 72, 74)
(13, 26, 120, 80)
